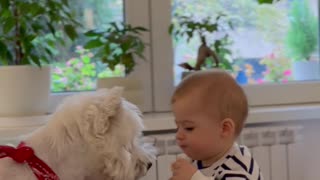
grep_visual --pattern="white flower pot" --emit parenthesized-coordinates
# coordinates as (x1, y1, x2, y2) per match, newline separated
(0, 65, 51, 117)
(292, 61, 320, 81)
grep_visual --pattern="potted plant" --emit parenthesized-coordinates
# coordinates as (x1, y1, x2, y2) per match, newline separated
(0, 0, 80, 116)
(83, 22, 148, 107)
(284, 0, 319, 80)
(169, 13, 234, 78)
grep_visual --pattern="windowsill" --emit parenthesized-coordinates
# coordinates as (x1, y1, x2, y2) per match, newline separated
(142, 103, 320, 131)
(1, 103, 319, 137)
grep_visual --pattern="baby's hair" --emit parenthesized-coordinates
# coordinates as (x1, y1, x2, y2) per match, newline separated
(171, 69, 248, 136)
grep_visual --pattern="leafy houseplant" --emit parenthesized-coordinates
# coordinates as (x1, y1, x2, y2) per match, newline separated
(285, 0, 318, 62)
(0, 0, 80, 67)
(284, 0, 319, 81)
(169, 13, 234, 72)
(0, 0, 80, 116)
(83, 22, 148, 109)
(83, 22, 148, 75)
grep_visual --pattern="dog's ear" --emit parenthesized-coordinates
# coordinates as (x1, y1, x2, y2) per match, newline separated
(82, 87, 123, 138)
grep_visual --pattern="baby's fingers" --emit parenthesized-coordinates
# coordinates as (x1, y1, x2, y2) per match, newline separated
(171, 160, 180, 171)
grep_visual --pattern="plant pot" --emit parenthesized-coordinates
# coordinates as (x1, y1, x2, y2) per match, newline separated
(0, 65, 51, 117)
(96, 77, 143, 109)
(292, 60, 320, 81)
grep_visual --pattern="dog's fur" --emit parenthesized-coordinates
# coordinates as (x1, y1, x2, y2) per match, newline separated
(0, 87, 156, 180)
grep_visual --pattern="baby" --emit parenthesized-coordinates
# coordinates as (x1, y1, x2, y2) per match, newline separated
(170, 69, 263, 180)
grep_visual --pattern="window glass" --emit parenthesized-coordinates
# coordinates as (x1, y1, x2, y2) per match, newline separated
(171, 0, 319, 86)
(51, 0, 124, 92)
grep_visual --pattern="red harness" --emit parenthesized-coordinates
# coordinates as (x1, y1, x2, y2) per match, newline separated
(0, 142, 59, 180)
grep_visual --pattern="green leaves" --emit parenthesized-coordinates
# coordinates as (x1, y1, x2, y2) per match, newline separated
(84, 30, 102, 37)
(84, 33, 104, 49)
(0, 40, 11, 64)
(258, 0, 282, 4)
(64, 24, 78, 41)
(84, 39, 104, 49)
(284, 0, 318, 61)
(0, 0, 9, 9)
(0, 0, 81, 67)
(3, 17, 15, 33)
(258, 0, 274, 4)
(83, 22, 148, 75)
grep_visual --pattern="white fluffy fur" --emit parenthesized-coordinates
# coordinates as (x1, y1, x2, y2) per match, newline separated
(0, 87, 156, 180)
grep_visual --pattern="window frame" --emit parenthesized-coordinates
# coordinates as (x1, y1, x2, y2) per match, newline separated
(49, 0, 154, 113)
(150, 0, 320, 112)
(49, 0, 320, 113)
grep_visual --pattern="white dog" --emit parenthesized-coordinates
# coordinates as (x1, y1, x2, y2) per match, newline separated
(0, 87, 156, 180)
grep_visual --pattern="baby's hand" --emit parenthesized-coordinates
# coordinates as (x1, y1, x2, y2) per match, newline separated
(170, 158, 197, 180)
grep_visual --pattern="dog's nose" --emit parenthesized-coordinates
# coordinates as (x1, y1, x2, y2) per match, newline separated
(147, 162, 152, 170)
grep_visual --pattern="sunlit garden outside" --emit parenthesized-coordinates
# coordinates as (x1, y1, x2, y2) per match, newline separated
(171, 0, 319, 85)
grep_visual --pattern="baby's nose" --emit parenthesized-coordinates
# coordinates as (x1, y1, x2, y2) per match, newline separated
(176, 130, 185, 140)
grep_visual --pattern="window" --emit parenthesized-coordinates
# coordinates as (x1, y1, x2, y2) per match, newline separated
(171, 0, 319, 85)
(51, 0, 124, 92)
(49, 0, 154, 112)
(151, 0, 320, 112)
(49, 0, 320, 113)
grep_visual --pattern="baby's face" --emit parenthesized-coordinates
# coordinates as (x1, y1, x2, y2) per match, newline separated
(173, 96, 226, 165)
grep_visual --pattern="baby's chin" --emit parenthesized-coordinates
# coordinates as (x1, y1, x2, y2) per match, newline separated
(182, 151, 199, 161)
(179, 146, 202, 160)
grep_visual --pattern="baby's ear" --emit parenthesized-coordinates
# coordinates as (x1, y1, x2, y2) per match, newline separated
(83, 87, 123, 138)
(220, 118, 235, 137)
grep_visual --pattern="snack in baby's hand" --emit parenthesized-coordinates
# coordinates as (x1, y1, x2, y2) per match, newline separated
(177, 153, 192, 163)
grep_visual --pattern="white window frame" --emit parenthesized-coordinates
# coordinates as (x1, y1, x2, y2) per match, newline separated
(48, 0, 320, 113)
(150, 0, 320, 112)
(49, 0, 154, 113)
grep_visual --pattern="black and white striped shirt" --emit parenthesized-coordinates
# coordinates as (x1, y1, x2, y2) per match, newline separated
(191, 143, 263, 180)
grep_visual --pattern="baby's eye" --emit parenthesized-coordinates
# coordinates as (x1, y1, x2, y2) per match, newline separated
(185, 127, 194, 131)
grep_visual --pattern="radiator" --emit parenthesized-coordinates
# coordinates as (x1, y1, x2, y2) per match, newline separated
(142, 126, 303, 180)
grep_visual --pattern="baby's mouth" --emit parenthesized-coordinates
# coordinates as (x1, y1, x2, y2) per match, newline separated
(179, 145, 187, 149)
